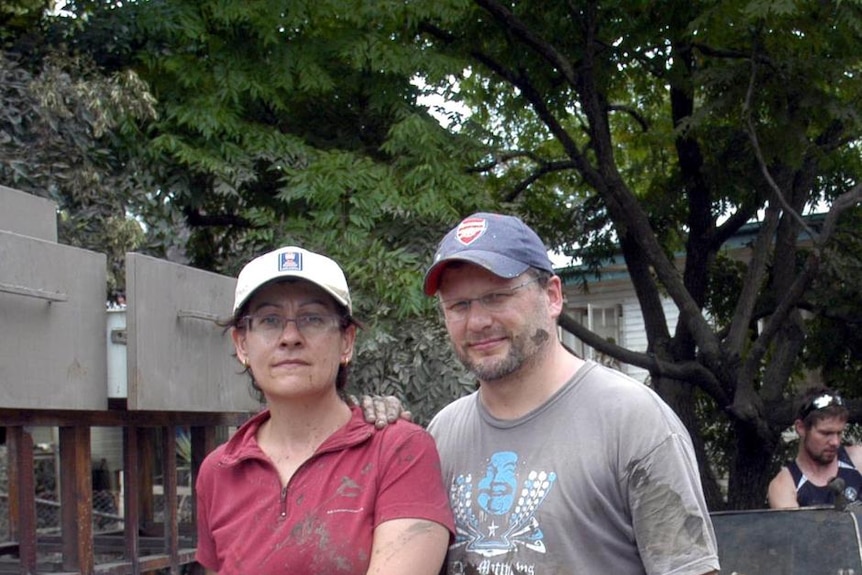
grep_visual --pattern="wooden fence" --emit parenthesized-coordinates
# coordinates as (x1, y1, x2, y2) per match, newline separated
(0, 186, 258, 573)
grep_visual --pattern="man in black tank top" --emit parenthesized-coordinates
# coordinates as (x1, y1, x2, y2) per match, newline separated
(768, 387, 862, 508)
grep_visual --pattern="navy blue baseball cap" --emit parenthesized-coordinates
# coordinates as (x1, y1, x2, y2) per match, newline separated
(423, 212, 554, 295)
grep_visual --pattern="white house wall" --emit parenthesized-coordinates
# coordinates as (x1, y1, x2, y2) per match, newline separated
(620, 298, 680, 383)
(562, 281, 680, 384)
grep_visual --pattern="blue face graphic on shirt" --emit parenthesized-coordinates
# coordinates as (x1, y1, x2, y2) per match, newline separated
(449, 450, 557, 559)
(477, 451, 518, 515)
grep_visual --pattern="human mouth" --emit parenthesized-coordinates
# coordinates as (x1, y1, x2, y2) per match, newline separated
(272, 358, 308, 369)
(467, 336, 507, 353)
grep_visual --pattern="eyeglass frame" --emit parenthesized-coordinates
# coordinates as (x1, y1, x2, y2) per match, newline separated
(798, 392, 846, 421)
(437, 277, 542, 321)
(239, 313, 346, 339)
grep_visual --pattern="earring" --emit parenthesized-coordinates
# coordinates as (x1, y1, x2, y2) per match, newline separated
(241, 357, 249, 368)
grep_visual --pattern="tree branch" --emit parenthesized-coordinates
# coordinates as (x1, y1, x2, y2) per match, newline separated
(709, 201, 760, 249)
(469, 150, 549, 173)
(725, 207, 780, 354)
(558, 312, 729, 404)
(468, 150, 579, 200)
(608, 104, 649, 132)
(182, 206, 252, 228)
(742, 49, 818, 240)
(744, 182, 862, 372)
(474, 0, 580, 87)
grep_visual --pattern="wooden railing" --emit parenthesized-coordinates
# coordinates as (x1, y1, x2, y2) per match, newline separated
(0, 408, 250, 575)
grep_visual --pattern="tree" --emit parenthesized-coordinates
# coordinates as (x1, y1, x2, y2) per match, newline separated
(0, 45, 156, 296)
(21, 0, 491, 424)
(404, 0, 862, 508)
(1, 0, 482, 429)
(9, 0, 861, 507)
(803, 207, 862, 391)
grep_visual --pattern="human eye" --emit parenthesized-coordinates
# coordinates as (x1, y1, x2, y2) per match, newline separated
(445, 300, 471, 315)
(256, 314, 285, 330)
(298, 314, 328, 329)
(480, 291, 513, 310)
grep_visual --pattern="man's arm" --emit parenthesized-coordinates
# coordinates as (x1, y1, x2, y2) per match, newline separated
(767, 467, 800, 509)
(845, 444, 862, 470)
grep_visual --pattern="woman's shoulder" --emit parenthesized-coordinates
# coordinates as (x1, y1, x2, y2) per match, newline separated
(374, 417, 433, 440)
(368, 418, 440, 458)
(196, 442, 230, 487)
(344, 406, 434, 445)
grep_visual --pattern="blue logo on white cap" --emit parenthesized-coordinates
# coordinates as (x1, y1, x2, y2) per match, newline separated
(279, 251, 302, 271)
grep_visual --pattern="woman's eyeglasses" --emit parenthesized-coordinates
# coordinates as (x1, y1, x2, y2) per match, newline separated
(241, 314, 341, 339)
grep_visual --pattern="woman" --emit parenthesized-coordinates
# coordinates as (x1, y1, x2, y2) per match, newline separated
(195, 246, 453, 575)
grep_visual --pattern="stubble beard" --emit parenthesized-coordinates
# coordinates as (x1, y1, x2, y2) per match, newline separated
(803, 439, 838, 466)
(456, 327, 552, 383)
(811, 448, 838, 466)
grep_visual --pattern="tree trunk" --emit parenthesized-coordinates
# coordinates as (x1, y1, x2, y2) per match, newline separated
(727, 420, 780, 510)
(652, 375, 726, 511)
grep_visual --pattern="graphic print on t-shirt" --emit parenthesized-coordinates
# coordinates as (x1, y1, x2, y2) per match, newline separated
(449, 450, 556, 562)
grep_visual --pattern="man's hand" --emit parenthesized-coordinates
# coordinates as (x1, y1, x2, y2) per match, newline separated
(350, 395, 412, 429)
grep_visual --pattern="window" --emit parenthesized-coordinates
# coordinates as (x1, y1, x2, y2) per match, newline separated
(561, 304, 622, 367)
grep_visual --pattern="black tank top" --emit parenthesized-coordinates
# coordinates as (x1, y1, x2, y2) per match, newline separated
(787, 445, 862, 506)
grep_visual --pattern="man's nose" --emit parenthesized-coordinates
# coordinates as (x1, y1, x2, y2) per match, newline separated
(464, 302, 494, 329)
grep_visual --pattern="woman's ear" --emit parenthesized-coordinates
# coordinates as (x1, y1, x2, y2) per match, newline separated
(231, 326, 248, 365)
(340, 324, 357, 364)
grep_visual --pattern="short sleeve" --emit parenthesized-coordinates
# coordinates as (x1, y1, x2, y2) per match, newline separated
(373, 423, 455, 533)
(627, 432, 719, 575)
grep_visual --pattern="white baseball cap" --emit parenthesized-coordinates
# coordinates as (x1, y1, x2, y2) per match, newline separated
(233, 246, 352, 314)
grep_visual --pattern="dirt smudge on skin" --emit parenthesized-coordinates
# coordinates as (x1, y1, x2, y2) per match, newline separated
(531, 329, 550, 346)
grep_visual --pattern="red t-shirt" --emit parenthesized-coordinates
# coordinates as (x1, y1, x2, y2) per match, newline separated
(195, 406, 454, 575)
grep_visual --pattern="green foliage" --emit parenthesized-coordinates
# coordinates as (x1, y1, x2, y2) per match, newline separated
(0, 0, 51, 48)
(405, 0, 862, 509)
(39, 0, 494, 414)
(348, 317, 476, 427)
(804, 207, 862, 390)
(6, 0, 861, 510)
(104, 0, 494, 284)
(0, 49, 155, 295)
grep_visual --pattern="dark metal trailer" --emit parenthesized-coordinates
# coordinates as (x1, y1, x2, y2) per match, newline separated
(712, 506, 862, 575)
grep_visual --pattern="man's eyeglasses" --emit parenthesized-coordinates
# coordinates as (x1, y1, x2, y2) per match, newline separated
(799, 393, 846, 420)
(439, 278, 540, 321)
(241, 314, 341, 339)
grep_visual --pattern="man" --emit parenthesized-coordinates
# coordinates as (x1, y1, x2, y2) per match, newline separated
(422, 212, 719, 575)
(768, 388, 862, 508)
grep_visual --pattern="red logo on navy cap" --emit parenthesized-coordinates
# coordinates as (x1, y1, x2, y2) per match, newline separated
(456, 217, 488, 245)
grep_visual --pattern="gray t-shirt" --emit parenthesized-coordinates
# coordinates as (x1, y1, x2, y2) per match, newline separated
(427, 361, 719, 575)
